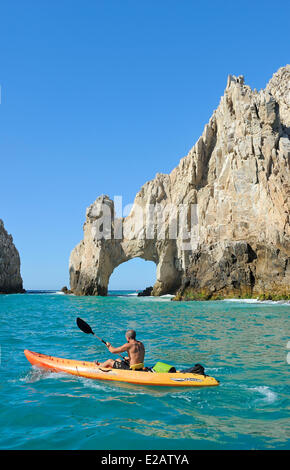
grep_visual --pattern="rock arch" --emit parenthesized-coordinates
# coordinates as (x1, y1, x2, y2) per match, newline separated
(69, 194, 183, 295)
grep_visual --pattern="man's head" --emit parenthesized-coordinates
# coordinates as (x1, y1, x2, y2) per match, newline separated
(126, 329, 136, 341)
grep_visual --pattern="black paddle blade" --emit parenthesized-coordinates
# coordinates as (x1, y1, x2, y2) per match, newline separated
(76, 317, 94, 335)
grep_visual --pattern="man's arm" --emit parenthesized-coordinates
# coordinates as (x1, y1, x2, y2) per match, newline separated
(107, 343, 130, 355)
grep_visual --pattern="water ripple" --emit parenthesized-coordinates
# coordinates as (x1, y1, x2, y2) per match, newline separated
(0, 292, 289, 449)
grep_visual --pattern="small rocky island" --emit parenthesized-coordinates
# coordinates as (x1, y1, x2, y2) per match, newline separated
(137, 286, 153, 297)
(0, 219, 24, 294)
(69, 66, 290, 300)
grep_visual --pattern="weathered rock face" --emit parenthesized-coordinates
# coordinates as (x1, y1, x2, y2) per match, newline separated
(0, 220, 24, 294)
(176, 241, 289, 300)
(70, 66, 290, 298)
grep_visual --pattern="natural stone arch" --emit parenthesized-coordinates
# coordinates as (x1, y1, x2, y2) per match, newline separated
(69, 195, 183, 296)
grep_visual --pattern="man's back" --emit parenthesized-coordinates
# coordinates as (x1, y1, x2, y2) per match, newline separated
(128, 340, 145, 365)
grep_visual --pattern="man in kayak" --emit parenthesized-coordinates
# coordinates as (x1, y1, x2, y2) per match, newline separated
(96, 329, 145, 371)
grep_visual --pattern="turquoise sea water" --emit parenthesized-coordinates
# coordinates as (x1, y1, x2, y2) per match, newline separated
(0, 291, 289, 450)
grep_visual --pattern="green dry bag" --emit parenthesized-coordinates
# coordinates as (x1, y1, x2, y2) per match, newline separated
(152, 362, 176, 373)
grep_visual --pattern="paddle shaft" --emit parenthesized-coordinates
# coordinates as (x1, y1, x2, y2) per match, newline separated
(92, 332, 127, 362)
(76, 317, 127, 362)
(92, 332, 107, 346)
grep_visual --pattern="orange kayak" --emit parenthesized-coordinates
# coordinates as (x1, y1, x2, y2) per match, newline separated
(24, 350, 219, 387)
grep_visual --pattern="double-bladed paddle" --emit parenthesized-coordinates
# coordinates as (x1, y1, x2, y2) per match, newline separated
(76, 317, 127, 362)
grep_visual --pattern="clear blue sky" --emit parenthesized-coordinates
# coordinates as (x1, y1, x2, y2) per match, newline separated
(0, 0, 289, 290)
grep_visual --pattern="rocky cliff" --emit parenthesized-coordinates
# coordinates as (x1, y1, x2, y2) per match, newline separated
(69, 66, 290, 299)
(0, 220, 24, 294)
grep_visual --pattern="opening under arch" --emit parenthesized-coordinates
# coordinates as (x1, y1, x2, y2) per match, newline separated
(108, 258, 157, 292)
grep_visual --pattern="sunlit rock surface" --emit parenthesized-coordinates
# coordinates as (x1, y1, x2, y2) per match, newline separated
(0, 220, 24, 294)
(70, 66, 290, 298)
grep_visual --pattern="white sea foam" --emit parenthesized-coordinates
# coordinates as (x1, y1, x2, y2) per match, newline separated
(223, 298, 290, 305)
(79, 377, 149, 396)
(116, 295, 172, 301)
(78, 377, 110, 392)
(205, 367, 223, 373)
(137, 295, 173, 301)
(55, 291, 75, 296)
(248, 385, 278, 404)
(20, 368, 54, 383)
(223, 298, 260, 303)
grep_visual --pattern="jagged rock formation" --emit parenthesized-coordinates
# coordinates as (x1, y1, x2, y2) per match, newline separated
(138, 286, 153, 297)
(61, 286, 73, 295)
(0, 220, 24, 294)
(70, 66, 290, 298)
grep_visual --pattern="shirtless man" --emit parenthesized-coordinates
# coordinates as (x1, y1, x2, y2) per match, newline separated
(96, 329, 145, 370)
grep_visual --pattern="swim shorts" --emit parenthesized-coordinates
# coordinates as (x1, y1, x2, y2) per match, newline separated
(113, 360, 130, 370)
